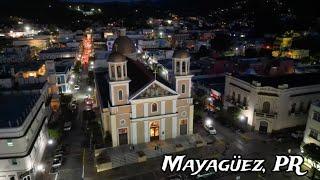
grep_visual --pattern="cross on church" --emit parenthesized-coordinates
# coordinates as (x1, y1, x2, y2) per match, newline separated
(153, 66, 158, 80)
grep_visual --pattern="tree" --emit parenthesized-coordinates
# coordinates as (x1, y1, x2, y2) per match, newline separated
(303, 143, 320, 180)
(73, 61, 82, 74)
(193, 94, 206, 122)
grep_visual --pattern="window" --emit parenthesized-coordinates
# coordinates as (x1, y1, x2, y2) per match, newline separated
(291, 103, 296, 113)
(7, 139, 13, 147)
(117, 65, 122, 78)
(118, 90, 123, 101)
(299, 102, 304, 112)
(307, 101, 311, 111)
(243, 97, 247, 106)
(176, 61, 180, 73)
(182, 62, 186, 73)
(262, 102, 270, 113)
(123, 64, 126, 77)
(111, 65, 115, 78)
(11, 159, 17, 165)
(312, 111, 320, 122)
(151, 103, 158, 112)
(309, 129, 319, 140)
(232, 92, 235, 100)
(181, 84, 186, 94)
(60, 76, 65, 83)
(237, 94, 241, 103)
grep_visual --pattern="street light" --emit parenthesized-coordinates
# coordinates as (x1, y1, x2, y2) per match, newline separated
(205, 118, 213, 126)
(48, 139, 54, 145)
(88, 87, 92, 92)
(36, 164, 45, 172)
(24, 26, 31, 32)
(239, 115, 245, 121)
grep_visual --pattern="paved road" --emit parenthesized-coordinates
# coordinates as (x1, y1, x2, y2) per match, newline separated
(55, 70, 89, 180)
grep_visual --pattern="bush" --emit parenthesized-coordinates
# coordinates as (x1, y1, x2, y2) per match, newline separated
(48, 128, 61, 140)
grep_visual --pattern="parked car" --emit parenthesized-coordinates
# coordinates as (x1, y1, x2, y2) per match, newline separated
(52, 157, 63, 168)
(55, 145, 67, 154)
(54, 153, 63, 158)
(291, 131, 304, 139)
(49, 167, 59, 174)
(84, 104, 92, 111)
(64, 121, 72, 131)
(204, 124, 217, 135)
(196, 169, 216, 179)
(166, 174, 184, 180)
(74, 85, 80, 90)
(71, 104, 77, 111)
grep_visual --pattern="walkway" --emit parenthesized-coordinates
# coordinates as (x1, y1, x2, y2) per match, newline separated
(95, 134, 205, 169)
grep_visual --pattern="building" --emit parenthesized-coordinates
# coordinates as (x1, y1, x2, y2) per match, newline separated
(303, 101, 320, 147)
(95, 35, 194, 147)
(54, 59, 74, 94)
(0, 83, 49, 180)
(39, 47, 78, 61)
(224, 73, 320, 133)
(301, 101, 320, 171)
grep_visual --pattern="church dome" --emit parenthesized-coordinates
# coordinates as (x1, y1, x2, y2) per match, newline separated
(112, 36, 136, 55)
(173, 49, 190, 59)
(108, 52, 126, 63)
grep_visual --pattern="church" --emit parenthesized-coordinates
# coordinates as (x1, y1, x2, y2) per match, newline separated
(95, 30, 194, 147)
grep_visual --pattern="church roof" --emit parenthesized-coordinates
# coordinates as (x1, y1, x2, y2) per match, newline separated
(95, 58, 174, 109)
(112, 36, 136, 55)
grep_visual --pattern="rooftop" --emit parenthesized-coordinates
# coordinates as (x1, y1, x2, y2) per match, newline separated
(0, 91, 41, 128)
(95, 58, 172, 108)
(234, 73, 320, 88)
(40, 47, 77, 54)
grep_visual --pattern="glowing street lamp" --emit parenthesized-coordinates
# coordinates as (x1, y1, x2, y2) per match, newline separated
(239, 115, 245, 121)
(205, 118, 213, 126)
(36, 164, 45, 172)
(48, 139, 54, 145)
(24, 26, 31, 32)
(88, 87, 92, 92)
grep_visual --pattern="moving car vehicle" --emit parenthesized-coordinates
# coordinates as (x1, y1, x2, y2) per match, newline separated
(204, 123, 217, 135)
(64, 121, 72, 131)
(74, 85, 80, 90)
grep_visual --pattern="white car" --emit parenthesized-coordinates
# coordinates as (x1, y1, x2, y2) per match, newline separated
(204, 124, 217, 135)
(52, 157, 63, 168)
(64, 121, 72, 131)
(74, 85, 80, 90)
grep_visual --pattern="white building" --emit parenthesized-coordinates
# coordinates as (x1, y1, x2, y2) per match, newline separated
(0, 83, 49, 180)
(224, 73, 320, 133)
(39, 48, 78, 61)
(303, 101, 320, 146)
(301, 101, 320, 171)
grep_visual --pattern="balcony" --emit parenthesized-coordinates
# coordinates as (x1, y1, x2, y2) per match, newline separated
(255, 110, 277, 119)
(225, 96, 248, 110)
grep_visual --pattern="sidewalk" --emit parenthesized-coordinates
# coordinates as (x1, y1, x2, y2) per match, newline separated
(93, 134, 205, 170)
